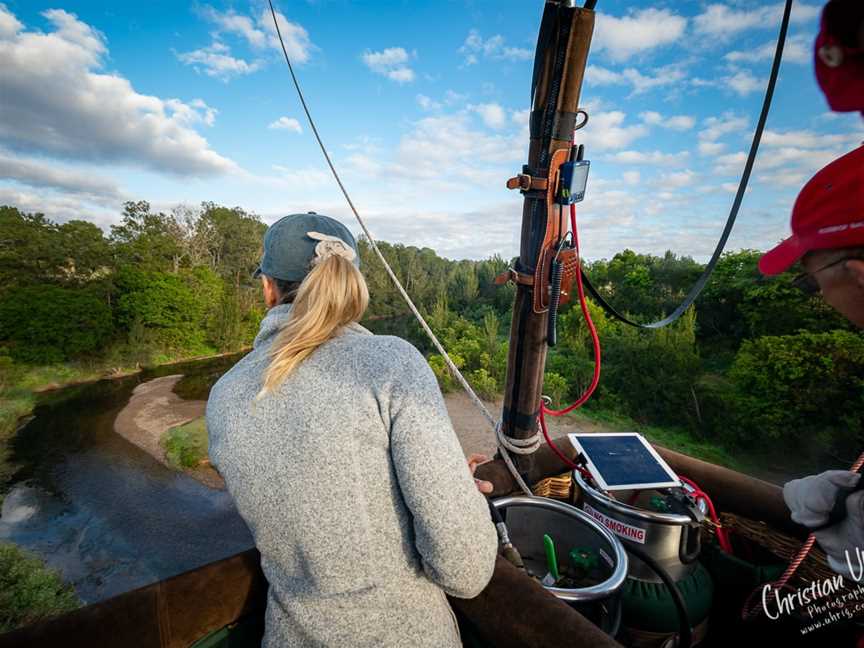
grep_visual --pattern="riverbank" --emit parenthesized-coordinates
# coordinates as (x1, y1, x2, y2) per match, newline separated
(113, 376, 222, 489)
(0, 351, 246, 500)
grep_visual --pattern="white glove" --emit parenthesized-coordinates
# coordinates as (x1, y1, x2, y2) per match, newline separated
(784, 470, 864, 578)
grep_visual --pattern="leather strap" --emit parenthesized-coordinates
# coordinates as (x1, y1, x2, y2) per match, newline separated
(494, 268, 534, 286)
(506, 174, 549, 192)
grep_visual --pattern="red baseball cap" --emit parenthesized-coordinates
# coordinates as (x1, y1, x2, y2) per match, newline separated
(759, 145, 864, 276)
(815, 3, 864, 113)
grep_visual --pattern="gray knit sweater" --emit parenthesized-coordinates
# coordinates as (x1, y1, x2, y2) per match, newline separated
(206, 304, 498, 647)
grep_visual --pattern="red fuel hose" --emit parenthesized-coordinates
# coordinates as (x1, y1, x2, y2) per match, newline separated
(679, 475, 733, 554)
(542, 203, 601, 417)
(537, 202, 601, 474)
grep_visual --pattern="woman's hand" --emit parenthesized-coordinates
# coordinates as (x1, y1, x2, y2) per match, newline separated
(468, 453, 494, 494)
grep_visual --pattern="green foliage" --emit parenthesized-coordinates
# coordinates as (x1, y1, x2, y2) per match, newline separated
(558, 298, 701, 428)
(4, 198, 864, 481)
(0, 542, 79, 632)
(695, 250, 850, 343)
(0, 286, 113, 363)
(163, 418, 209, 468)
(585, 250, 701, 321)
(467, 368, 498, 401)
(428, 353, 464, 392)
(110, 201, 185, 272)
(114, 267, 219, 354)
(543, 372, 570, 409)
(591, 308, 700, 426)
(723, 331, 864, 456)
(0, 351, 13, 392)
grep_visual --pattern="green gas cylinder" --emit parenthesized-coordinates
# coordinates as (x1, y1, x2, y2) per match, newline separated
(620, 560, 713, 637)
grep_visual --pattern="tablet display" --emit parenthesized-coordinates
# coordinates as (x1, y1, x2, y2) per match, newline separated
(567, 432, 681, 491)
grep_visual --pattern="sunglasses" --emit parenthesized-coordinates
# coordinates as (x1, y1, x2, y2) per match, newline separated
(791, 256, 861, 295)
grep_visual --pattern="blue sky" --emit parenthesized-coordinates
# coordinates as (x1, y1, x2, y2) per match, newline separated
(1, 1, 862, 261)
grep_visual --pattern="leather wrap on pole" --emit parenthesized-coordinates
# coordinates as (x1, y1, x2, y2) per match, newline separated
(502, 4, 594, 475)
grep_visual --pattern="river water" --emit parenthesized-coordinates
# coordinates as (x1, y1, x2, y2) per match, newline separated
(0, 356, 253, 604)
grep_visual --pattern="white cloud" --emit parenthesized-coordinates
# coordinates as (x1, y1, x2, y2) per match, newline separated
(694, 3, 820, 41)
(760, 129, 861, 150)
(0, 152, 124, 203)
(444, 90, 467, 105)
(458, 29, 532, 65)
(469, 103, 507, 129)
(199, 5, 268, 48)
(701, 113, 749, 142)
(268, 117, 303, 133)
(263, 165, 331, 190)
(578, 111, 648, 152)
(725, 33, 811, 65)
(511, 109, 530, 128)
(640, 111, 694, 131)
(343, 111, 524, 193)
(197, 5, 313, 64)
(622, 170, 641, 185)
(416, 94, 441, 111)
(699, 141, 726, 156)
(362, 47, 415, 83)
(0, 6, 236, 176)
(0, 186, 117, 226)
(697, 113, 749, 156)
(608, 150, 690, 165)
(176, 41, 263, 81)
(593, 8, 687, 62)
(726, 70, 762, 96)
(586, 64, 686, 95)
(0, 4, 21, 38)
(661, 169, 696, 189)
(714, 151, 748, 176)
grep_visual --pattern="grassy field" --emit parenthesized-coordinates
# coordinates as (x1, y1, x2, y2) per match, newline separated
(0, 543, 79, 632)
(162, 417, 209, 469)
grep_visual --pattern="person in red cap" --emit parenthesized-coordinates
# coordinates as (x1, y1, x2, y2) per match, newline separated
(760, 145, 864, 577)
(759, 144, 864, 326)
(815, 0, 864, 113)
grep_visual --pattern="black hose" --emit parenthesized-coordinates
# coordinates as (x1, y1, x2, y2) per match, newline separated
(625, 545, 692, 648)
(581, 0, 793, 330)
(547, 258, 564, 347)
(487, 499, 525, 570)
(487, 497, 505, 525)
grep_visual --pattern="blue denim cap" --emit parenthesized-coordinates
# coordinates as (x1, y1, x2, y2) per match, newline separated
(253, 212, 360, 282)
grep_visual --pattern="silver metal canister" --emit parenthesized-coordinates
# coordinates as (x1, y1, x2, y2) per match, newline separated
(574, 473, 703, 582)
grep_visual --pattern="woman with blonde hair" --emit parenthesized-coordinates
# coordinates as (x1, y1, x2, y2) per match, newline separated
(206, 212, 497, 647)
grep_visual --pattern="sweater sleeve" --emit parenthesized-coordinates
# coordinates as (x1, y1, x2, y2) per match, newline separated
(383, 339, 498, 599)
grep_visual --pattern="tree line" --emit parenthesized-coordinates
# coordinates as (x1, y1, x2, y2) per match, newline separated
(1, 202, 862, 465)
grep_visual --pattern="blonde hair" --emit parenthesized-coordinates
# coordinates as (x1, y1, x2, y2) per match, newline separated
(259, 254, 368, 397)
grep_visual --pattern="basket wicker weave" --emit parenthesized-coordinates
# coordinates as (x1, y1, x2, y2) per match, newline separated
(532, 472, 572, 500)
(707, 512, 837, 585)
